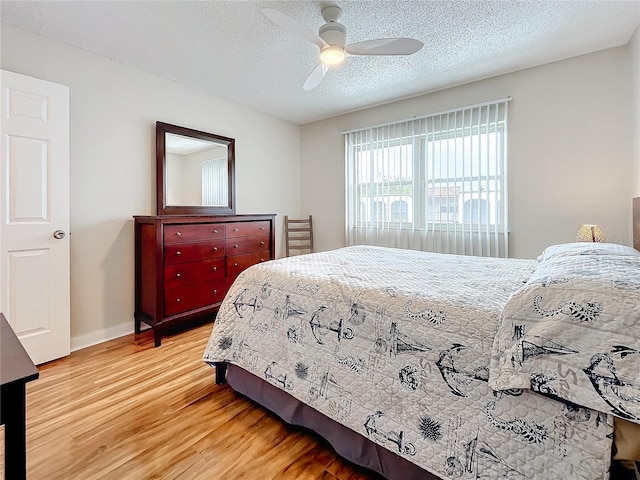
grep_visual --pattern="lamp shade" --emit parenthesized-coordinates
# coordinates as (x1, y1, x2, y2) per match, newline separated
(576, 224, 604, 242)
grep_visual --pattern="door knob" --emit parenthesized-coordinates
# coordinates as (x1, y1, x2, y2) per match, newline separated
(53, 230, 66, 239)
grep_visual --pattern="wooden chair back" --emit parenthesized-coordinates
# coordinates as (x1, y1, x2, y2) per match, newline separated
(284, 215, 314, 257)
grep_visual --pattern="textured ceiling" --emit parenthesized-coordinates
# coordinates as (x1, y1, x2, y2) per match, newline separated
(1, 1, 639, 125)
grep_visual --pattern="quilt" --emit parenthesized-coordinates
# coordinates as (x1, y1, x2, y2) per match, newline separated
(203, 245, 614, 479)
(490, 242, 640, 424)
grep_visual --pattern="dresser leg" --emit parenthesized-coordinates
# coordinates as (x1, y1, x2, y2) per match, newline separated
(154, 329, 162, 347)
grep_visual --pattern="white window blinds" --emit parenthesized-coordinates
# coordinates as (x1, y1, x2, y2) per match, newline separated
(202, 157, 228, 206)
(344, 98, 510, 257)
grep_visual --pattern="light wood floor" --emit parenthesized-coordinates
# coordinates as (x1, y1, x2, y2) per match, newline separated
(1, 322, 383, 480)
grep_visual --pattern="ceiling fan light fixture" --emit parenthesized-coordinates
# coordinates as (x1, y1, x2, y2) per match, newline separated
(320, 45, 346, 66)
(263, 7, 423, 90)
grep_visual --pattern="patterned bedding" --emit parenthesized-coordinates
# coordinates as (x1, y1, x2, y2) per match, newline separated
(203, 245, 618, 479)
(490, 243, 640, 423)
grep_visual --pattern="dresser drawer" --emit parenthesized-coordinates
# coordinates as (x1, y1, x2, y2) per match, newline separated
(164, 279, 226, 317)
(164, 258, 225, 290)
(164, 223, 225, 245)
(164, 241, 225, 265)
(225, 234, 270, 255)
(225, 221, 270, 238)
(226, 251, 269, 279)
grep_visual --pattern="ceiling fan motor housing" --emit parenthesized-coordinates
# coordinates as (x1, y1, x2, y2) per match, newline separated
(319, 22, 347, 47)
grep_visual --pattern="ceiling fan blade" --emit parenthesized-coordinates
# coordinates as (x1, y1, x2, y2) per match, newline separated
(263, 8, 327, 49)
(345, 38, 424, 56)
(303, 62, 328, 91)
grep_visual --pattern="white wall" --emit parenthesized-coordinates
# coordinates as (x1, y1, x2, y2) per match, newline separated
(166, 152, 187, 205)
(301, 46, 636, 259)
(630, 26, 640, 197)
(1, 25, 301, 347)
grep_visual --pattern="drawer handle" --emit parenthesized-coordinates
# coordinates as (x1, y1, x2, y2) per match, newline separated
(233, 244, 239, 248)
(175, 231, 182, 237)
(176, 298, 181, 302)
(234, 262, 238, 267)
(176, 273, 181, 278)
(260, 226, 264, 230)
(260, 258, 265, 262)
(213, 229, 218, 234)
(213, 247, 218, 252)
(234, 227, 239, 232)
(260, 241, 265, 246)
(213, 289, 218, 294)
(176, 251, 181, 256)
(212, 266, 217, 272)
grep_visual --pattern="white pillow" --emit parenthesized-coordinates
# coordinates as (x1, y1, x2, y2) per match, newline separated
(537, 242, 640, 263)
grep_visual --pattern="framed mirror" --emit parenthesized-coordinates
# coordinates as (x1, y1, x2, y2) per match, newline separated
(156, 121, 235, 215)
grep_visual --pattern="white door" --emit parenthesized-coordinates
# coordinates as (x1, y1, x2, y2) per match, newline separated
(0, 69, 70, 365)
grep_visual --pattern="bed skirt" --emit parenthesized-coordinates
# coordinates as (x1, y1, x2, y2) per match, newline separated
(225, 363, 440, 480)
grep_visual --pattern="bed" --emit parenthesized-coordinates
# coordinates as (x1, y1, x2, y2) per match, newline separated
(203, 242, 640, 479)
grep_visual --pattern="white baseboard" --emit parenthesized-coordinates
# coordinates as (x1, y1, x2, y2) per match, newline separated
(71, 321, 141, 352)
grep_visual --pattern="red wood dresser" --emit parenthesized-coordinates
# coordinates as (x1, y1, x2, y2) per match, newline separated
(134, 214, 275, 346)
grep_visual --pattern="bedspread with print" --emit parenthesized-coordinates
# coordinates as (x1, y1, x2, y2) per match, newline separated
(204, 246, 614, 480)
(490, 243, 640, 426)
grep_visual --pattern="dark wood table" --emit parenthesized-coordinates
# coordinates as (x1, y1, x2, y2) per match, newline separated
(1, 312, 39, 479)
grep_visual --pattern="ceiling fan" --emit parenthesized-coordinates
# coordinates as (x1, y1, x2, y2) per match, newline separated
(263, 6, 424, 91)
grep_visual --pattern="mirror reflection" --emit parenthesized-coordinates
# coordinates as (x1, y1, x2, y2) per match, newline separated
(165, 133, 228, 207)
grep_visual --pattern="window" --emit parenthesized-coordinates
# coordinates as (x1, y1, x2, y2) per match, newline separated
(373, 201, 388, 222)
(345, 99, 509, 257)
(202, 157, 228, 206)
(390, 200, 409, 222)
